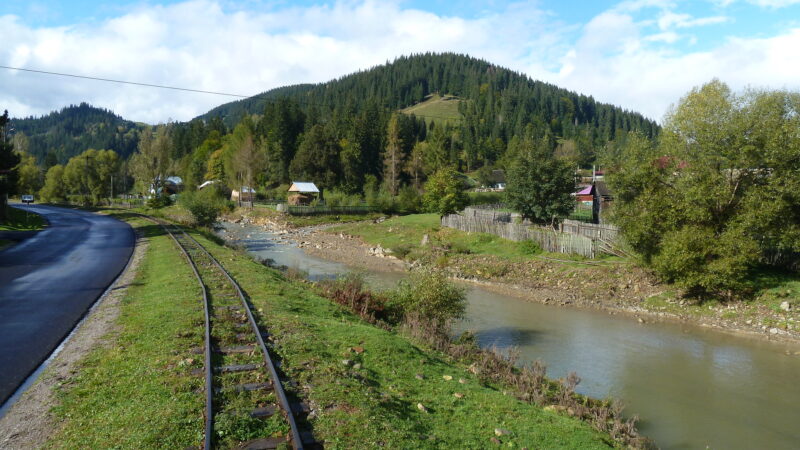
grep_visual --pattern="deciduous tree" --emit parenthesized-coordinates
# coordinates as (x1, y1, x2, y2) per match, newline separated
(609, 80, 800, 298)
(506, 134, 575, 226)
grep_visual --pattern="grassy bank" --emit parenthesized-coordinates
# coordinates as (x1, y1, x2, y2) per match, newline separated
(329, 213, 612, 264)
(0, 205, 45, 231)
(46, 210, 621, 448)
(190, 229, 620, 448)
(329, 214, 800, 337)
(47, 217, 205, 448)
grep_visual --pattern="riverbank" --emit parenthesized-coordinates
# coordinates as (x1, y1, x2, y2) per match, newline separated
(233, 209, 800, 346)
(1, 209, 631, 448)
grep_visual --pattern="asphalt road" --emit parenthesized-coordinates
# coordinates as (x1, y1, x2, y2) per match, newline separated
(0, 204, 134, 406)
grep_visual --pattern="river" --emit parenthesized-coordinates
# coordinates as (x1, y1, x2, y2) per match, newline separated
(218, 222, 800, 449)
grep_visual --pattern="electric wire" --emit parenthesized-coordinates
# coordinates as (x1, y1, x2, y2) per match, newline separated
(0, 64, 463, 121)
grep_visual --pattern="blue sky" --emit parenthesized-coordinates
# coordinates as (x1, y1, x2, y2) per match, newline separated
(2, 0, 800, 123)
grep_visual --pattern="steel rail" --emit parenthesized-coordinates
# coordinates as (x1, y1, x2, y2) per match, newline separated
(144, 215, 305, 449)
(177, 229, 305, 450)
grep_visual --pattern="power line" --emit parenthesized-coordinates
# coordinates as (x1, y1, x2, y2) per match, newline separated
(0, 64, 463, 122)
(0, 65, 251, 98)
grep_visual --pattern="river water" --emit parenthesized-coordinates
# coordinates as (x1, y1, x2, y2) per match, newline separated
(219, 222, 800, 449)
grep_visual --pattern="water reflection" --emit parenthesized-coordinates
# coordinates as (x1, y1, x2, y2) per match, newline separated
(220, 221, 800, 450)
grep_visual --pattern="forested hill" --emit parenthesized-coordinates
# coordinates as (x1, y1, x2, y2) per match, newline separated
(10, 103, 143, 164)
(197, 53, 659, 166)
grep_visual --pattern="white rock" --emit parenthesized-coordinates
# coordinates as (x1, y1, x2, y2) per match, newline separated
(780, 301, 791, 312)
(769, 327, 779, 335)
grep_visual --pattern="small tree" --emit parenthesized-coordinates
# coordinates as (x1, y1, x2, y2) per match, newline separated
(422, 166, 468, 217)
(506, 135, 575, 226)
(180, 187, 228, 227)
(391, 267, 466, 329)
(39, 164, 66, 202)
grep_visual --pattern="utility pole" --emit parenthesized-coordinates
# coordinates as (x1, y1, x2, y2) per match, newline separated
(110, 174, 114, 207)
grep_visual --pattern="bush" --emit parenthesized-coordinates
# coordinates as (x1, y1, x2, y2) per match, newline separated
(520, 240, 543, 255)
(391, 244, 413, 259)
(390, 267, 466, 328)
(396, 185, 422, 214)
(147, 194, 173, 209)
(180, 189, 229, 226)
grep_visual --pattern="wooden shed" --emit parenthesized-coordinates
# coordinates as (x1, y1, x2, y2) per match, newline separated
(287, 181, 320, 206)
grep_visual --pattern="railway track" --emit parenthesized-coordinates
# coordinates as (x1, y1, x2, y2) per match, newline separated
(149, 218, 317, 449)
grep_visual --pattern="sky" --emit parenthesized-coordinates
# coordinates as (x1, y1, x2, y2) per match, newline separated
(1, 0, 799, 124)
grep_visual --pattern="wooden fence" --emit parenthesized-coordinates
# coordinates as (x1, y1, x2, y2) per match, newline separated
(441, 210, 599, 258)
(560, 219, 620, 241)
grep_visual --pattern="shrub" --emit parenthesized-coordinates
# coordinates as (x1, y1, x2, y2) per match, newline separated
(520, 239, 543, 255)
(390, 267, 466, 328)
(147, 194, 172, 209)
(180, 189, 229, 226)
(317, 273, 402, 324)
(391, 244, 413, 259)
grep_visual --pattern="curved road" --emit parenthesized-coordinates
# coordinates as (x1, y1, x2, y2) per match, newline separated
(0, 204, 134, 406)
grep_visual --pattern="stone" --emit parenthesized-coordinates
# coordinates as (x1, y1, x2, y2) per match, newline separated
(494, 428, 510, 436)
(415, 374, 425, 380)
(490, 437, 501, 445)
(442, 375, 453, 381)
(417, 403, 428, 413)
(352, 346, 365, 354)
(342, 359, 354, 366)
(459, 378, 466, 384)
(780, 301, 791, 312)
(352, 363, 362, 370)
(453, 392, 464, 398)
(769, 328, 779, 335)
(421, 234, 430, 246)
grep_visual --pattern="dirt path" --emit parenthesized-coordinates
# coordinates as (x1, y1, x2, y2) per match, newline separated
(0, 232, 148, 449)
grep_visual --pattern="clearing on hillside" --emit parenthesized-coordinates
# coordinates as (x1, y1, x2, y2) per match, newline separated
(401, 94, 462, 124)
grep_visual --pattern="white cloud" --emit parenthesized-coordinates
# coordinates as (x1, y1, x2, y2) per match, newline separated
(0, 0, 799, 125)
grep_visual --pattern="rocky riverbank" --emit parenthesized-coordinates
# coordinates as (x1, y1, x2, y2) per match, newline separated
(224, 212, 800, 348)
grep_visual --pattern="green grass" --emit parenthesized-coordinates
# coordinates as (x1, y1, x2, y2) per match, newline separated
(46, 213, 617, 448)
(330, 213, 593, 263)
(190, 230, 617, 448)
(401, 94, 462, 124)
(48, 218, 205, 448)
(0, 206, 45, 231)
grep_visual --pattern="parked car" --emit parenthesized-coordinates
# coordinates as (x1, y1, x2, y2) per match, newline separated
(21, 194, 34, 204)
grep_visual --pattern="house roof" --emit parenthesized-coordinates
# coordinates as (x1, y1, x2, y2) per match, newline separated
(576, 185, 594, 196)
(198, 180, 217, 189)
(166, 176, 183, 185)
(288, 181, 320, 193)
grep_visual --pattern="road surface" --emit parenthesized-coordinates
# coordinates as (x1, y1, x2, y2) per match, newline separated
(0, 205, 134, 406)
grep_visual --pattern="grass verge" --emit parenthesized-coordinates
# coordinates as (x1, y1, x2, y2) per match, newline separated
(0, 206, 45, 231)
(47, 217, 205, 448)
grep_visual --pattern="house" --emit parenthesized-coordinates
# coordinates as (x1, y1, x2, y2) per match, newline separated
(231, 186, 256, 203)
(287, 181, 320, 206)
(150, 176, 183, 195)
(575, 185, 594, 206)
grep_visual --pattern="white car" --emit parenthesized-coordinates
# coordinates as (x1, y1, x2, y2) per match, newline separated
(21, 195, 34, 204)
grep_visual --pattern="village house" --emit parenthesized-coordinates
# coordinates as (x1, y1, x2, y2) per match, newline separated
(287, 181, 320, 205)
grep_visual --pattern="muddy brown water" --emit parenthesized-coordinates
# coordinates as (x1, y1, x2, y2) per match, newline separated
(219, 222, 800, 449)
